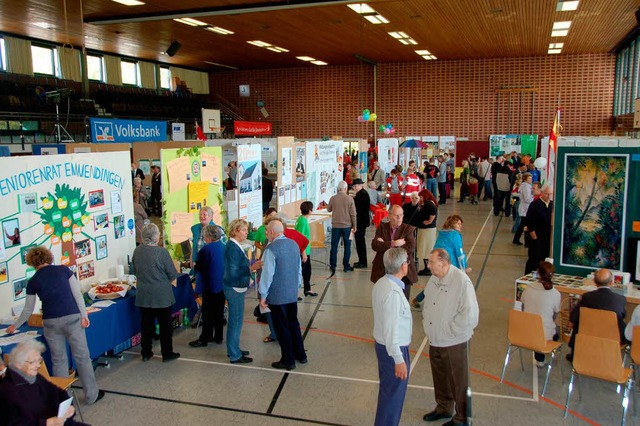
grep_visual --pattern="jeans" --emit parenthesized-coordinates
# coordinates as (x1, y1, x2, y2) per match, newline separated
(330, 227, 352, 269)
(43, 314, 99, 403)
(437, 181, 447, 204)
(484, 180, 493, 199)
(426, 178, 438, 200)
(223, 286, 246, 361)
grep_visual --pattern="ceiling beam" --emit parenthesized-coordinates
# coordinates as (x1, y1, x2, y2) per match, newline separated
(85, 0, 355, 25)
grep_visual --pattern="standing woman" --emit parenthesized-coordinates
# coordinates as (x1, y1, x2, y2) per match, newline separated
(131, 223, 180, 362)
(433, 215, 471, 273)
(191, 206, 226, 286)
(296, 201, 317, 297)
(224, 219, 263, 364)
(189, 225, 226, 348)
(6, 247, 104, 404)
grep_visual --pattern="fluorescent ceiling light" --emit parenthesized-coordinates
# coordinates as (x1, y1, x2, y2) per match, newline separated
(421, 55, 437, 60)
(205, 26, 234, 35)
(267, 46, 289, 53)
(347, 3, 376, 14)
(557, 0, 579, 11)
(388, 31, 409, 39)
(548, 49, 562, 54)
(311, 61, 328, 66)
(551, 29, 569, 37)
(204, 61, 238, 70)
(174, 17, 208, 26)
(112, 0, 145, 5)
(247, 40, 270, 47)
(34, 22, 55, 29)
(553, 21, 572, 30)
(297, 56, 316, 61)
(364, 14, 389, 24)
(415, 50, 431, 55)
(549, 42, 564, 49)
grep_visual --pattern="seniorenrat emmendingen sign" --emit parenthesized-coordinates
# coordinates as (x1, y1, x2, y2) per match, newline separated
(234, 121, 273, 135)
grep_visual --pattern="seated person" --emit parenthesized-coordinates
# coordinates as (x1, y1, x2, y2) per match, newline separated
(566, 268, 627, 362)
(625, 305, 640, 341)
(0, 340, 89, 426)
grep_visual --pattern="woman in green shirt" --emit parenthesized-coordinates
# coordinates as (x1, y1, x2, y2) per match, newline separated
(296, 201, 317, 297)
(254, 208, 277, 250)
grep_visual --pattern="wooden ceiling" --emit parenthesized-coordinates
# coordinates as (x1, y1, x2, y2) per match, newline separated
(0, 0, 638, 71)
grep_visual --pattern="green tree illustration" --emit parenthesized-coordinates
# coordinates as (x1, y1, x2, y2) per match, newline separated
(34, 184, 89, 266)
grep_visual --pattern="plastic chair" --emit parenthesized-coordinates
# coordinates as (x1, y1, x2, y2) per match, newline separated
(630, 326, 640, 386)
(579, 307, 630, 364)
(500, 309, 563, 396)
(564, 334, 634, 425)
(4, 354, 83, 422)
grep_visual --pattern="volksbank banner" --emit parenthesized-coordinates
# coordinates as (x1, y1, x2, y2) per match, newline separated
(90, 118, 167, 143)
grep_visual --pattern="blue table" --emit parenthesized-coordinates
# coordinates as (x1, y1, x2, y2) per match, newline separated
(1, 274, 197, 362)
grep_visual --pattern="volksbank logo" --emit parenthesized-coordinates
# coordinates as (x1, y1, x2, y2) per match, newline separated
(114, 124, 161, 138)
(90, 118, 166, 142)
(94, 121, 114, 141)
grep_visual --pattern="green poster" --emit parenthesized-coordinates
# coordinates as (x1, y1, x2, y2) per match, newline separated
(520, 134, 538, 157)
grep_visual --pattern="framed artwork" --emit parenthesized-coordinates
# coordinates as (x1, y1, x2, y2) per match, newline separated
(0, 261, 7, 284)
(88, 189, 105, 208)
(93, 213, 109, 231)
(113, 214, 125, 239)
(77, 260, 95, 280)
(18, 193, 38, 213)
(2, 218, 21, 248)
(560, 154, 628, 270)
(74, 238, 92, 259)
(20, 245, 35, 264)
(96, 235, 108, 260)
(13, 277, 28, 301)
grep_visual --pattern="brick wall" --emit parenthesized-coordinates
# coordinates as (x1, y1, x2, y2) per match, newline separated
(209, 53, 615, 140)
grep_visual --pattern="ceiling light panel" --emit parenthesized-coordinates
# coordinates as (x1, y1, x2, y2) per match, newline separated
(553, 21, 572, 30)
(112, 0, 145, 5)
(347, 3, 376, 14)
(174, 17, 208, 26)
(549, 42, 564, 49)
(551, 29, 569, 37)
(311, 61, 328, 66)
(557, 0, 579, 11)
(296, 56, 315, 61)
(205, 26, 234, 35)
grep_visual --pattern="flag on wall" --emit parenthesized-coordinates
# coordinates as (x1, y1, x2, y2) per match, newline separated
(195, 121, 206, 141)
(547, 108, 561, 188)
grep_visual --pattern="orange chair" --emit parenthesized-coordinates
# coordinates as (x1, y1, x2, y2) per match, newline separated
(500, 309, 563, 396)
(564, 334, 633, 425)
(579, 307, 630, 364)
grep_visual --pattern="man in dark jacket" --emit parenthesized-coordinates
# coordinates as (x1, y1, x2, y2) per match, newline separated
(352, 179, 371, 268)
(491, 155, 504, 212)
(566, 268, 627, 361)
(524, 184, 553, 274)
(262, 168, 274, 214)
(149, 165, 162, 216)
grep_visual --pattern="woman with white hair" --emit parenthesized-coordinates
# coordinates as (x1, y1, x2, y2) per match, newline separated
(131, 223, 180, 362)
(0, 340, 88, 425)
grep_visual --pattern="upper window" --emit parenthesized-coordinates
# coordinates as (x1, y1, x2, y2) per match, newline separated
(31, 44, 59, 76)
(0, 37, 6, 71)
(121, 59, 140, 86)
(87, 54, 105, 82)
(160, 66, 171, 89)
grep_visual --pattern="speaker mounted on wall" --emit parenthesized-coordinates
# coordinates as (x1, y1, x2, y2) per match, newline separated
(165, 41, 182, 57)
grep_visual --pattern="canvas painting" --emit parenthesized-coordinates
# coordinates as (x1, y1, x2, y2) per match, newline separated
(560, 154, 628, 270)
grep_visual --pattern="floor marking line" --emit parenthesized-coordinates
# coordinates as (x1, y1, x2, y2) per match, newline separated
(466, 208, 494, 262)
(409, 336, 429, 376)
(473, 212, 503, 291)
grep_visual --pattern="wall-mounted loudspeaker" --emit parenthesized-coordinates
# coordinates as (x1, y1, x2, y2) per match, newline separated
(165, 41, 182, 57)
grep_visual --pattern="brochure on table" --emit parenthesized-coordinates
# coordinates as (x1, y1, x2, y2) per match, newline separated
(160, 147, 224, 260)
(0, 151, 135, 318)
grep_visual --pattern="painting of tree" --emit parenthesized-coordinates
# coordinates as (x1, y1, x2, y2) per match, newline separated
(34, 184, 90, 267)
(561, 154, 628, 269)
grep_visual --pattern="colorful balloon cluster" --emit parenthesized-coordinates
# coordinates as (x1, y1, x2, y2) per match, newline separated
(379, 123, 396, 135)
(357, 109, 377, 123)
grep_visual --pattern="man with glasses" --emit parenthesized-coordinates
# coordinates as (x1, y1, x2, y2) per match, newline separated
(371, 205, 417, 300)
(372, 248, 412, 425)
(422, 248, 479, 426)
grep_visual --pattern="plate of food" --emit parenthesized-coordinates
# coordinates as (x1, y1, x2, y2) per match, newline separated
(88, 282, 130, 300)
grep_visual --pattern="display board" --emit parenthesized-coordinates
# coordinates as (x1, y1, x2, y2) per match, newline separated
(377, 138, 399, 175)
(305, 140, 342, 211)
(0, 151, 135, 317)
(132, 141, 205, 175)
(160, 147, 224, 259)
(237, 143, 263, 229)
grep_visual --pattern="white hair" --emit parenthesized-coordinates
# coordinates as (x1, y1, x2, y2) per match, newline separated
(141, 223, 160, 245)
(337, 181, 348, 192)
(383, 248, 408, 275)
(8, 340, 46, 368)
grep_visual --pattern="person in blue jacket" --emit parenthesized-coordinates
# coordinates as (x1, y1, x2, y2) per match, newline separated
(191, 206, 226, 287)
(411, 215, 472, 308)
(189, 225, 226, 348)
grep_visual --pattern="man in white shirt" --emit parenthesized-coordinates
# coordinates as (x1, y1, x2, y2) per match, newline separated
(422, 248, 479, 426)
(372, 248, 412, 426)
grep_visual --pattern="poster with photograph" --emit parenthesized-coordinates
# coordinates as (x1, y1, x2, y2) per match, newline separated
(237, 144, 263, 228)
(19, 193, 38, 213)
(94, 213, 109, 231)
(305, 140, 343, 210)
(113, 214, 125, 239)
(13, 277, 28, 301)
(139, 160, 151, 177)
(0, 235, 4, 260)
(20, 246, 34, 264)
(0, 262, 7, 283)
(376, 138, 399, 175)
(96, 235, 108, 260)
(560, 154, 628, 270)
(2, 218, 21, 248)
(74, 238, 92, 259)
(77, 260, 95, 280)
(439, 136, 456, 151)
(295, 146, 306, 182)
(89, 190, 105, 208)
(489, 135, 507, 156)
(111, 191, 122, 214)
(281, 147, 293, 186)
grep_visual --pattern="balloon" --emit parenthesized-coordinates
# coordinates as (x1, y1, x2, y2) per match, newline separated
(363, 109, 370, 115)
(369, 113, 377, 121)
(386, 123, 393, 129)
(357, 116, 365, 122)
(379, 125, 385, 132)
(384, 128, 391, 134)
(363, 112, 370, 121)
(533, 157, 548, 169)
(390, 128, 396, 134)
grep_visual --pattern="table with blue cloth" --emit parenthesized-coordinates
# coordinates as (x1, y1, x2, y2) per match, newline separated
(1, 273, 197, 366)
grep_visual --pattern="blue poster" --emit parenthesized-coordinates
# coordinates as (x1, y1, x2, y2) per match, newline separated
(89, 118, 167, 143)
